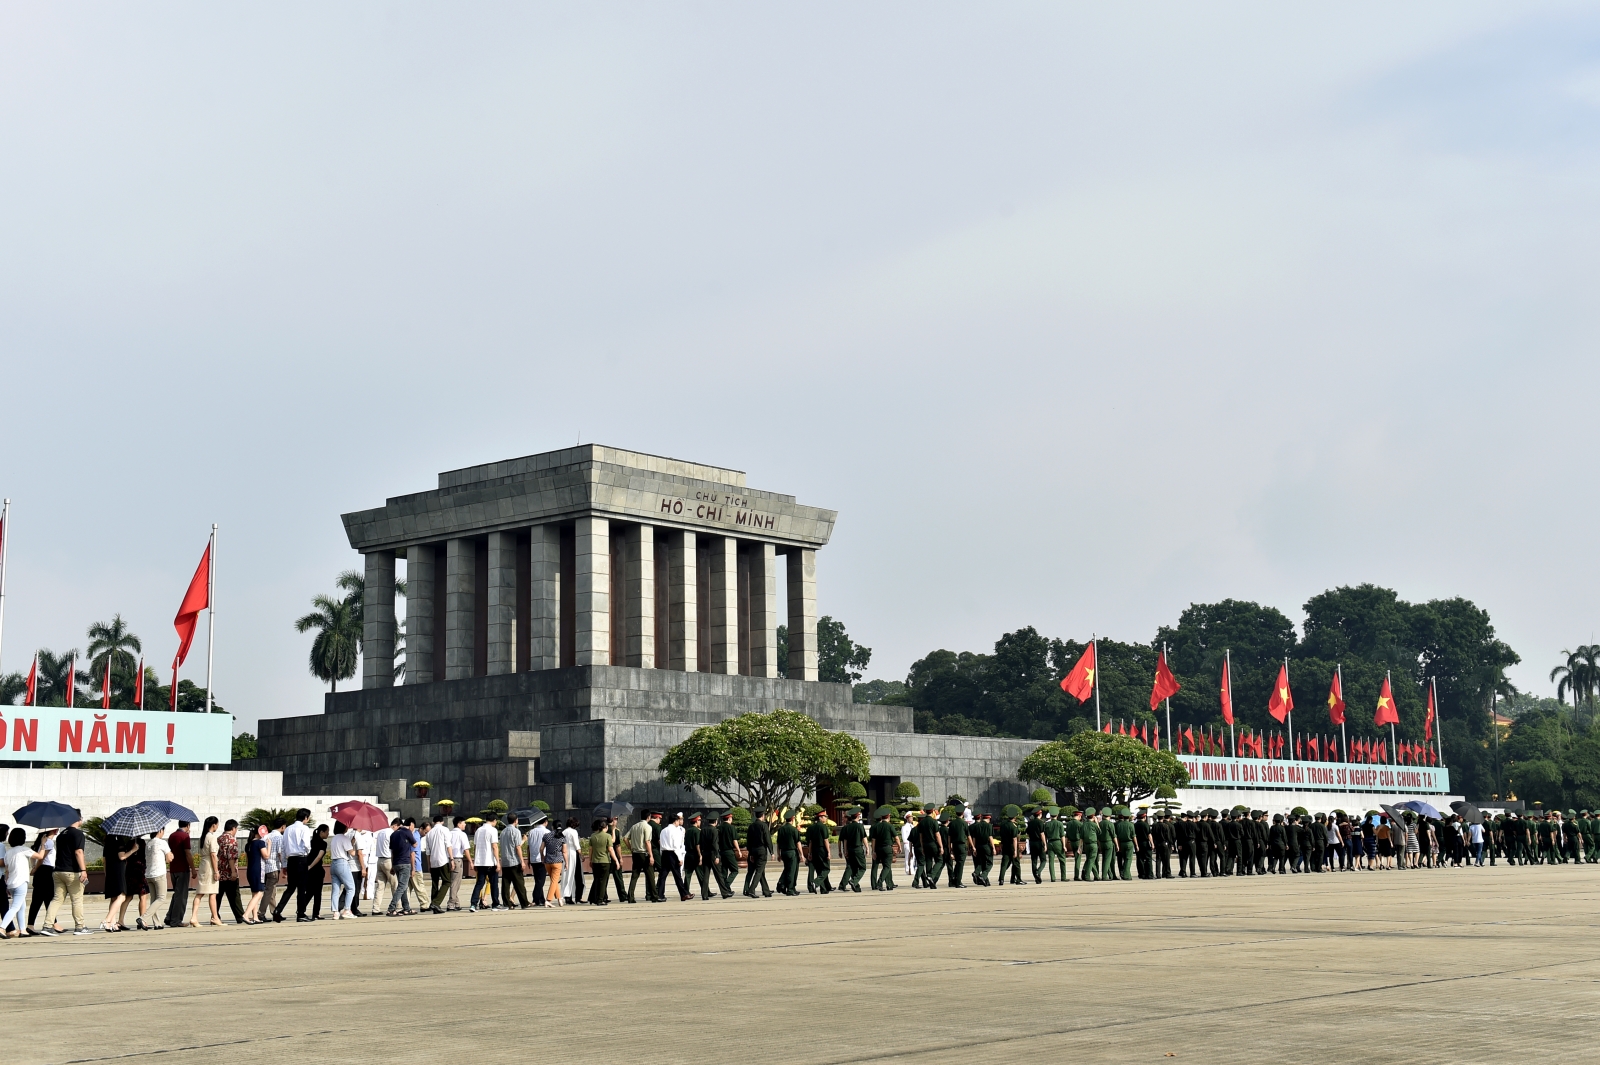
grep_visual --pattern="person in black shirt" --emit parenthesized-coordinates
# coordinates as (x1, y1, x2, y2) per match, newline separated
(743, 813, 772, 898)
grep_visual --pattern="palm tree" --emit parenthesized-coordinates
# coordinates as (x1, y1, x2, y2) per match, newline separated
(31, 648, 84, 707)
(334, 569, 407, 651)
(86, 615, 142, 705)
(295, 594, 360, 692)
(1575, 645, 1600, 729)
(0, 671, 25, 705)
(1551, 649, 1582, 726)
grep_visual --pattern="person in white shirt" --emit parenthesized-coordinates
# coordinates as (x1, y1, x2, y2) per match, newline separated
(273, 809, 314, 923)
(560, 819, 583, 903)
(470, 819, 502, 911)
(374, 820, 396, 901)
(526, 814, 552, 907)
(901, 817, 917, 878)
(499, 819, 528, 909)
(3, 827, 41, 937)
(423, 820, 453, 914)
(655, 812, 690, 902)
(448, 820, 469, 911)
(261, 821, 284, 918)
(143, 827, 173, 930)
(327, 823, 359, 919)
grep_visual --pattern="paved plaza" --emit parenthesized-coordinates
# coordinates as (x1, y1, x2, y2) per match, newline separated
(7, 864, 1597, 1065)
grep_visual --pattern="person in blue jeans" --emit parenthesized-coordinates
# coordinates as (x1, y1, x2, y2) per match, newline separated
(386, 821, 418, 915)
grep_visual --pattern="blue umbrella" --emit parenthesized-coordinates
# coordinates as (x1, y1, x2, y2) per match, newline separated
(1397, 800, 1442, 819)
(139, 800, 199, 822)
(11, 801, 81, 829)
(101, 803, 172, 838)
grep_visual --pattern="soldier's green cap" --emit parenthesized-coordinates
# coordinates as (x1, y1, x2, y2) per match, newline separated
(688, 811, 702, 820)
(1083, 807, 1098, 817)
(1567, 809, 1577, 817)
(782, 810, 795, 821)
(874, 805, 895, 819)
(1002, 804, 1022, 818)
(1115, 806, 1131, 817)
(923, 803, 938, 813)
(1045, 806, 1060, 815)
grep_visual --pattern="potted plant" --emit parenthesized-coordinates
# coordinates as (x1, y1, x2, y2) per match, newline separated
(413, 781, 432, 798)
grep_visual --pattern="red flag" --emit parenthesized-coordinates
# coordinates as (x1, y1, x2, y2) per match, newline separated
(174, 542, 211, 668)
(1295, 735, 1303, 760)
(1183, 725, 1195, 753)
(1429, 745, 1438, 766)
(1308, 736, 1319, 760)
(1151, 650, 1181, 710)
(101, 658, 112, 710)
(1268, 662, 1293, 723)
(1378, 739, 1387, 763)
(24, 654, 37, 706)
(1219, 657, 1233, 726)
(1118, 721, 1127, 737)
(1374, 675, 1400, 727)
(1152, 724, 1160, 751)
(1424, 683, 1436, 742)
(135, 657, 144, 710)
(1061, 642, 1096, 702)
(1327, 669, 1346, 725)
(66, 655, 75, 709)
(1102, 720, 1112, 734)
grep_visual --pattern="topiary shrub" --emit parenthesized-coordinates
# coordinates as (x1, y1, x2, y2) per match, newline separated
(730, 806, 752, 828)
(486, 799, 510, 815)
(1291, 806, 1308, 817)
(841, 781, 868, 801)
(532, 800, 551, 813)
(895, 781, 921, 799)
(1030, 787, 1053, 805)
(945, 793, 967, 806)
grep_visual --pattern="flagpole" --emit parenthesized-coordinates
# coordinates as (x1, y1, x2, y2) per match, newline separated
(1387, 668, 1396, 765)
(0, 498, 9, 676)
(204, 523, 216, 771)
(1092, 634, 1101, 731)
(1226, 648, 1234, 758)
(1338, 663, 1347, 766)
(1284, 657, 1293, 761)
(1432, 676, 1442, 768)
(1164, 641, 1172, 752)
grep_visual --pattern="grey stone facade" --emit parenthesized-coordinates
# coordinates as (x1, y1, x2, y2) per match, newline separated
(248, 447, 1041, 819)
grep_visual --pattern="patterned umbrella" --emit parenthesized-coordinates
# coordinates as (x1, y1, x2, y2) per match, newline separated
(328, 800, 389, 831)
(139, 800, 199, 822)
(11, 801, 81, 829)
(101, 803, 173, 838)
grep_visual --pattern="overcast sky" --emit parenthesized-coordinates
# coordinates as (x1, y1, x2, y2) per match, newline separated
(3, 4, 1597, 733)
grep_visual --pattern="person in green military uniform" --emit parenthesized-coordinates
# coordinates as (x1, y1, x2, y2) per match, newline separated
(804, 811, 833, 894)
(683, 812, 704, 898)
(716, 812, 741, 898)
(1043, 807, 1067, 883)
(1097, 805, 1118, 881)
(742, 810, 773, 897)
(1065, 808, 1087, 881)
(969, 811, 994, 886)
(916, 805, 945, 888)
(869, 807, 898, 890)
(838, 808, 869, 892)
(944, 806, 970, 887)
(995, 804, 1022, 885)
(774, 810, 802, 896)
(1583, 810, 1598, 863)
(1078, 808, 1100, 883)
(1113, 807, 1136, 881)
(1025, 807, 1048, 884)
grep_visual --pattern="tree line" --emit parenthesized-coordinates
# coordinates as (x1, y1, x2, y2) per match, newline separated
(0, 613, 223, 714)
(857, 584, 1524, 801)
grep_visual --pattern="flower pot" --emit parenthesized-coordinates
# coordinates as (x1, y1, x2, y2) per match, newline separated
(414, 785, 430, 798)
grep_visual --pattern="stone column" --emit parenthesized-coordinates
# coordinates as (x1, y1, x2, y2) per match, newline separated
(486, 531, 518, 675)
(707, 535, 738, 675)
(574, 517, 610, 666)
(624, 524, 656, 668)
(361, 551, 396, 689)
(445, 537, 477, 680)
(405, 545, 435, 684)
(528, 525, 561, 670)
(787, 548, 817, 681)
(668, 530, 697, 671)
(747, 542, 778, 679)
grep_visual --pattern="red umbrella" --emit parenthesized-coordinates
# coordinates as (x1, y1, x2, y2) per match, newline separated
(329, 800, 389, 831)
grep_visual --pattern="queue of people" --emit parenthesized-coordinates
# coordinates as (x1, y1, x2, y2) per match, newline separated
(4, 802, 1596, 937)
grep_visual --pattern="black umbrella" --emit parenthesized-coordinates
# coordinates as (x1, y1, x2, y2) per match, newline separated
(1450, 800, 1484, 825)
(11, 801, 82, 829)
(593, 801, 634, 820)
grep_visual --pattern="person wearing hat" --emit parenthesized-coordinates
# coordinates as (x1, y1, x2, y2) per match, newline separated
(803, 810, 833, 894)
(1093, 806, 1115, 882)
(905, 806, 932, 889)
(1583, 810, 1598, 863)
(1024, 807, 1047, 884)
(943, 806, 969, 888)
(1077, 809, 1100, 883)
(682, 813, 703, 897)
(1112, 807, 1135, 881)
(1064, 809, 1088, 882)
(775, 811, 802, 896)
(716, 812, 741, 898)
(869, 807, 898, 890)
(1154, 811, 1175, 879)
(697, 814, 721, 899)
(742, 810, 773, 898)
(1043, 807, 1067, 884)
(994, 805, 1022, 885)
(656, 812, 690, 902)
(1133, 809, 1152, 880)
(968, 811, 994, 887)
(839, 809, 869, 892)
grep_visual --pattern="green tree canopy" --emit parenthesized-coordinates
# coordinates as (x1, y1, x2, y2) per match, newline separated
(1018, 732, 1189, 806)
(817, 616, 872, 683)
(296, 592, 361, 692)
(659, 709, 870, 813)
